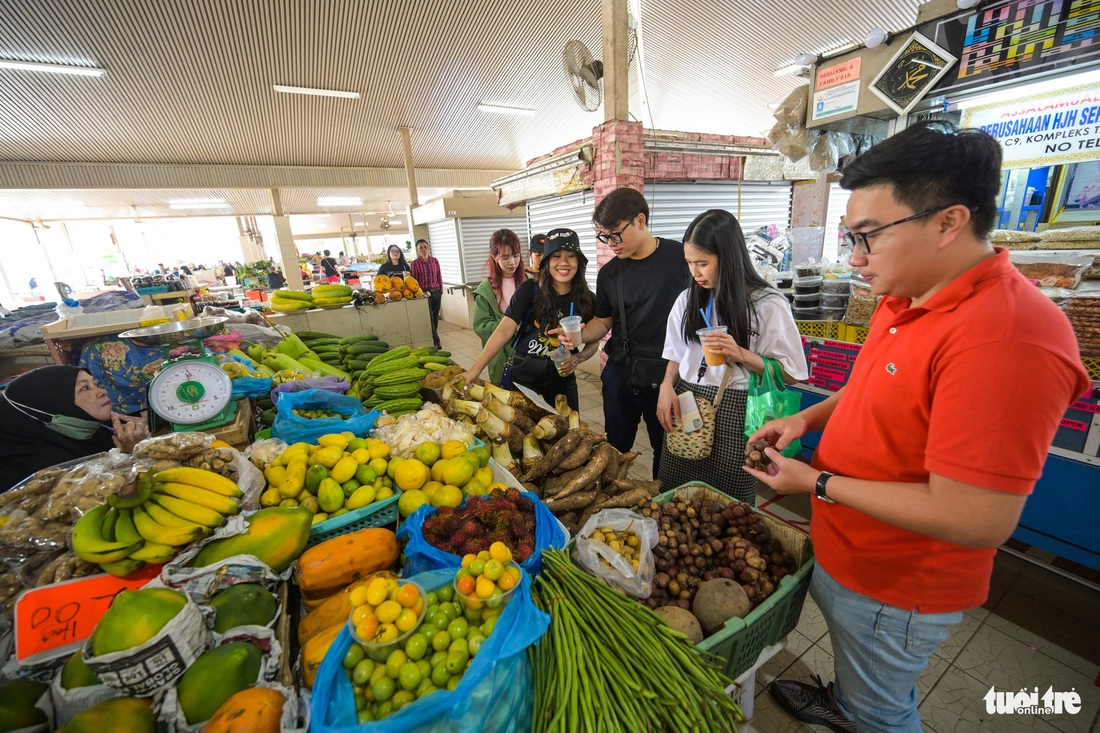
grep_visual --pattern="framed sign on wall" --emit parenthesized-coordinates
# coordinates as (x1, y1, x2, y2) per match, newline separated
(870, 32, 957, 116)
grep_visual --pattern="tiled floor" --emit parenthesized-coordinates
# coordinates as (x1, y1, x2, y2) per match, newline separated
(438, 320, 1100, 733)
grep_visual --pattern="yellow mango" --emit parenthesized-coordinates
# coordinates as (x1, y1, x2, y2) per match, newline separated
(260, 488, 282, 507)
(330, 456, 358, 484)
(474, 465, 495, 488)
(351, 448, 371, 464)
(263, 464, 287, 485)
(279, 442, 312, 466)
(278, 456, 307, 498)
(311, 445, 343, 469)
(317, 433, 349, 450)
(346, 484, 377, 510)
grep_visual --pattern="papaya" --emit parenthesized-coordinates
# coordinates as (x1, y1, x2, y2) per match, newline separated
(295, 527, 399, 597)
(203, 686, 286, 733)
(191, 507, 312, 572)
(58, 696, 154, 733)
(297, 570, 397, 646)
(373, 274, 391, 292)
(60, 648, 101, 689)
(300, 621, 343, 689)
(177, 641, 263, 725)
(209, 583, 278, 634)
(0, 678, 48, 732)
(90, 587, 187, 657)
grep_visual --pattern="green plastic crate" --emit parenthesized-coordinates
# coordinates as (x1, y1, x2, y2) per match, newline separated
(654, 482, 815, 680)
(306, 490, 401, 547)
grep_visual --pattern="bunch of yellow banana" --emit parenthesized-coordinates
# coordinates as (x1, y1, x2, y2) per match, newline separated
(71, 468, 243, 577)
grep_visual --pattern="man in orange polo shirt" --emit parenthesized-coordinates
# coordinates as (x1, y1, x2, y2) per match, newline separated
(746, 122, 1089, 733)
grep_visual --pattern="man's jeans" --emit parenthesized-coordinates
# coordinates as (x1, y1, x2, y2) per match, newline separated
(812, 563, 963, 733)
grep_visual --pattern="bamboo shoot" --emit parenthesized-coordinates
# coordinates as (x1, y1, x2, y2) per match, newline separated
(481, 393, 534, 432)
(533, 413, 569, 441)
(476, 409, 524, 454)
(490, 436, 517, 475)
(522, 432, 544, 473)
(447, 398, 483, 419)
(568, 410, 581, 430)
(467, 383, 485, 401)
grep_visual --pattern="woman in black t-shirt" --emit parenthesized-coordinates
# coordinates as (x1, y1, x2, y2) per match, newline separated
(377, 245, 410, 278)
(459, 229, 597, 410)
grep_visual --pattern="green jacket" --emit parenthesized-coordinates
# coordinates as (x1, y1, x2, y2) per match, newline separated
(471, 279, 512, 384)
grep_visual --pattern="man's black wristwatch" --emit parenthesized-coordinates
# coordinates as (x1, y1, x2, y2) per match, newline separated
(814, 471, 837, 504)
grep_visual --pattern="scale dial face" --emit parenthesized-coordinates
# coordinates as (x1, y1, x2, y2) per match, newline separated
(148, 359, 233, 425)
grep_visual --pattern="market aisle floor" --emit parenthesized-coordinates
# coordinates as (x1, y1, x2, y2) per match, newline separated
(437, 321, 1100, 733)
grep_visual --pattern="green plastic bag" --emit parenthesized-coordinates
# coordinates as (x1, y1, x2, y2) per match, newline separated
(745, 357, 802, 458)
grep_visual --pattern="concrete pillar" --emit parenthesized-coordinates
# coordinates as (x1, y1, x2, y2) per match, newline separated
(272, 216, 304, 290)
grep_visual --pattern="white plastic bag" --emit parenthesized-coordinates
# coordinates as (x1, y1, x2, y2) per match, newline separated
(574, 509, 658, 599)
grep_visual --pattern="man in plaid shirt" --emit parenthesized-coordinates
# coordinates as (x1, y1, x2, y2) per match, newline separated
(411, 239, 444, 349)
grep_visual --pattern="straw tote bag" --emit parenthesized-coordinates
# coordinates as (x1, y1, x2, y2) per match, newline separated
(665, 368, 731, 460)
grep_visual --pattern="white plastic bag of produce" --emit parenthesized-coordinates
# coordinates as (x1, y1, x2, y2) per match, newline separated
(574, 509, 658, 598)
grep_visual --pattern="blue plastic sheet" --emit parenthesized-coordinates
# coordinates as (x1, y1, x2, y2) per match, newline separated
(397, 491, 566, 578)
(231, 376, 274, 399)
(310, 568, 548, 733)
(271, 388, 378, 443)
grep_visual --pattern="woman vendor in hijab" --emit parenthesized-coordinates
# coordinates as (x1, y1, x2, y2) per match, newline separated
(0, 366, 149, 493)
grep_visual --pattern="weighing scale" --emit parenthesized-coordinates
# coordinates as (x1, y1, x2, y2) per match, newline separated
(118, 317, 237, 432)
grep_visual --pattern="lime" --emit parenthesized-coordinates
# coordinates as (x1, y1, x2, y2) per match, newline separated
(483, 559, 503, 581)
(431, 663, 451, 687)
(404, 632, 427, 661)
(356, 464, 378, 485)
(473, 445, 490, 467)
(446, 617, 469, 640)
(430, 651, 447, 668)
(385, 650, 408, 679)
(436, 585, 454, 603)
(444, 648, 468, 674)
(344, 643, 365, 670)
(371, 675, 395, 703)
(468, 633, 485, 656)
(398, 662, 422, 691)
(352, 658, 375, 685)
(429, 612, 450, 631)
(431, 630, 451, 652)
(468, 559, 486, 576)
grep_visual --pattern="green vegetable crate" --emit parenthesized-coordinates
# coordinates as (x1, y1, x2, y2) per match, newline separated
(306, 490, 401, 547)
(655, 482, 815, 681)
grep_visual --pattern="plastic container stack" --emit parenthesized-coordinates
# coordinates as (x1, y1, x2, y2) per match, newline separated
(820, 275, 851, 321)
(792, 261, 823, 320)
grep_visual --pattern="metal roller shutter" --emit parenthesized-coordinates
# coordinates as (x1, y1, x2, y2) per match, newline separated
(645, 180, 793, 241)
(526, 190, 599, 291)
(426, 219, 461, 283)
(458, 216, 528, 285)
(823, 183, 852, 264)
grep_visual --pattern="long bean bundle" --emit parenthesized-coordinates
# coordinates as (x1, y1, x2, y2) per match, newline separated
(530, 547, 745, 732)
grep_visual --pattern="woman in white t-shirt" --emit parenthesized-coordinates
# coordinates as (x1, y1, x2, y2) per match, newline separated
(656, 209, 808, 503)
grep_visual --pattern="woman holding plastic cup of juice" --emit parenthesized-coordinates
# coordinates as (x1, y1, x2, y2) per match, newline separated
(655, 209, 808, 503)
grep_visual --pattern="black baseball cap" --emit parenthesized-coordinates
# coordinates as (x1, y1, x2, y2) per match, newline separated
(529, 233, 548, 253)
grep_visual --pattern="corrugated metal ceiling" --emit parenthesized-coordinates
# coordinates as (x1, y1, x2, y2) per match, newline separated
(0, 0, 927, 220)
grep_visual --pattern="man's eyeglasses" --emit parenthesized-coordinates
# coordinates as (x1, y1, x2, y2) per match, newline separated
(595, 220, 634, 245)
(843, 207, 949, 255)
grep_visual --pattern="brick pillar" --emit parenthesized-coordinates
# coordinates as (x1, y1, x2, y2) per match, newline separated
(591, 119, 645, 268)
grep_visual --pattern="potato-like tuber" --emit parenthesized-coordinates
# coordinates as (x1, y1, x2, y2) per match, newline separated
(693, 578, 752, 635)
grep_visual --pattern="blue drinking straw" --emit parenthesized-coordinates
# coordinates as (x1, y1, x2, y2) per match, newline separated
(709, 298, 714, 326)
(569, 303, 575, 318)
(699, 308, 711, 327)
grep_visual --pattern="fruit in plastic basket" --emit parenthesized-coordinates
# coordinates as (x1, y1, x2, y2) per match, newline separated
(693, 578, 752, 635)
(330, 455, 359, 484)
(347, 484, 378, 510)
(440, 440, 466, 460)
(209, 583, 278, 634)
(305, 464, 328, 494)
(439, 457, 474, 488)
(385, 455, 405, 479)
(473, 445, 490, 467)
(317, 432, 350, 450)
(177, 641, 263, 724)
(397, 489, 429, 517)
(368, 456, 388, 476)
(355, 464, 378, 485)
(295, 527, 399, 596)
(60, 648, 102, 689)
(430, 484, 463, 509)
(203, 686, 286, 733)
(311, 445, 344, 469)
(394, 459, 429, 491)
(316, 479, 345, 514)
(412, 441, 441, 467)
(653, 605, 704, 643)
(366, 439, 390, 460)
(90, 587, 187, 656)
(191, 507, 312, 572)
(58, 696, 155, 733)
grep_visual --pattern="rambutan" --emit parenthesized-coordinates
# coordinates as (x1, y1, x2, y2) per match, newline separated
(461, 520, 481, 537)
(504, 487, 522, 503)
(515, 496, 534, 513)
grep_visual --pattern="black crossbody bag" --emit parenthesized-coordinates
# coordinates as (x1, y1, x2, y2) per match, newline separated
(616, 272, 667, 393)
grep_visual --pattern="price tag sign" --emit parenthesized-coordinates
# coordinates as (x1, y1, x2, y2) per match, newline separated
(14, 566, 161, 663)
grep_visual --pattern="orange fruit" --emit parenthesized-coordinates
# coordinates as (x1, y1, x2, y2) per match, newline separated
(475, 576, 496, 599)
(396, 584, 420, 609)
(395, 608, 419, 633)
(489, 542, 512, 564)
(376, 600, 402, 624)
(365, 577, 389, 606)
(456, 575, 475, 596)
(498, 570, 518, 591)
(357, 614, 379, 642)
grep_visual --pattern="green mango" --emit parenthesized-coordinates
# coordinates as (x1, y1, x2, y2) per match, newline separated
(60, 649, 101, 689)
(209, 583, 277, 634)
(59, 697, 154, 733)
(0, 678, 48, 732)
(317, 478, 344, 514)
(305, 463, 328, 495)
(177, 641, 263, 724)
(341, 478, 360, 497)
(90, 587, 187, 657)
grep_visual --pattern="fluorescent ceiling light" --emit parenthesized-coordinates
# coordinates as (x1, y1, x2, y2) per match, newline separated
(0, 59, 105, 77)
(822, 41, 859, 56)
(955, 68, 1100, 109)
(169, 199, 228, 210)
(317, 196, 362, 207)
(388, 218, 402, 223)
(274, 84, 359, 99)
(477, 103, 536, 116)
(773, 64, 805, 77)
(353, 221, 365, 226)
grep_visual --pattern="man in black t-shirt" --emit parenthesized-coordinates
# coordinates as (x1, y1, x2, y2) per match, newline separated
(320, 249, 341, 283)
(560, 188, 689, 477)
